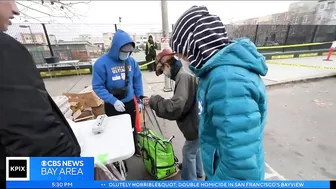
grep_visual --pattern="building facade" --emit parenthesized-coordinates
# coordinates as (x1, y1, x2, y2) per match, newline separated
(103, 32, 115, 50)
(315, 0, 336, 25)
(20, 32, 46, 44)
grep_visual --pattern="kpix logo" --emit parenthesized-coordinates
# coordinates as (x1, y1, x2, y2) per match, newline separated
(6, 157, 30, 181)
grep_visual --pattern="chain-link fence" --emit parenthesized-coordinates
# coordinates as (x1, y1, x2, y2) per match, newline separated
(5, 23, 336, 65)
(226, 24, 336, 46)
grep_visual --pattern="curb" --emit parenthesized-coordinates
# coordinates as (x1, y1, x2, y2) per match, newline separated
(266, 72, 336, 88)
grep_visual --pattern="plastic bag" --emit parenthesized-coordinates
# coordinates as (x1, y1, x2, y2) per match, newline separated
(94, 162, 125, 180)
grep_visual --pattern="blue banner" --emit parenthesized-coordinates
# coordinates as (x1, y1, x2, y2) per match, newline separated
(6, 180, 330, 188)
(29, 157, 94, 181)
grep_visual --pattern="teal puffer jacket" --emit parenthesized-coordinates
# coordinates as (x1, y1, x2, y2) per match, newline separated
(190, 38, 268, 180)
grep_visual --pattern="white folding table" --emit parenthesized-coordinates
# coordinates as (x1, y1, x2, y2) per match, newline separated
(67, 114, 135, 178)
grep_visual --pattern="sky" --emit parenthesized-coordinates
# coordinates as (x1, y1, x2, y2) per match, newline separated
(10, 1, 297, 40)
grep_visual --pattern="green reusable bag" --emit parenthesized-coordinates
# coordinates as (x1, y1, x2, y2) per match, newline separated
(138, 129, 178, 180)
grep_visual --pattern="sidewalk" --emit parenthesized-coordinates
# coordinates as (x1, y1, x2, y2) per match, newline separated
(265, 56, 336, 85)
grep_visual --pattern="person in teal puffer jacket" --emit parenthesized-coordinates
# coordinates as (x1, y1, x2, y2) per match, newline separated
(171, 6, 268, 180)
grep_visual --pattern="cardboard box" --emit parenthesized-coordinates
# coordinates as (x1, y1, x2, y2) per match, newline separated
(64, 91, 103, 108)
(92, 104, 105, 118)
(73, 108, 94, 122)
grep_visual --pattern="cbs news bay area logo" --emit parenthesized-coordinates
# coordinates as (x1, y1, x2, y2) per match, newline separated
(6, 157, 84, 181)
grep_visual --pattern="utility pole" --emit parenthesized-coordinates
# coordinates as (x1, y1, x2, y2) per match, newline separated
(119, 17, 122, 30)
(161, 0, 173, 92)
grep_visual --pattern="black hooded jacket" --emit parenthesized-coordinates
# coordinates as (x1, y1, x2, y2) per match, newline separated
(0, 33, 81, 181)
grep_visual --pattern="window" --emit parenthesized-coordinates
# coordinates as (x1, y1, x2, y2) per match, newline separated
(294, 16, 299, 24)
(303, 15, 309, 23)
(327, 2, 335, 9)
(109, 37, 112, 40)
(320, 3, 325, 9)
(285, 14, 289, 21)
(274, 15, 280, 22)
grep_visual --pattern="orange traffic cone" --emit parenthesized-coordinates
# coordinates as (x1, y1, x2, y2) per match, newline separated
(134, 97, 142, 132)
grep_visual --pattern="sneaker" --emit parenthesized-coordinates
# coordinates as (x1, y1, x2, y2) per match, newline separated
(178, 163, 182, 170)
(197, 175, 205, 180)
(134, 149, 141, 157)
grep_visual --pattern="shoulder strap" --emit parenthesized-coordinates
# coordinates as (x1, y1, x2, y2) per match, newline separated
(124, 59, 129, 87)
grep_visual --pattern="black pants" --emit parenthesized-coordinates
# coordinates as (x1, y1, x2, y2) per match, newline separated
(146, 55, 155, 71)
(104, 100, 140, 154)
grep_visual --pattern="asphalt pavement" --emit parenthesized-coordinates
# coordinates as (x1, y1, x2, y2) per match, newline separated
(265, 78, 336, 180)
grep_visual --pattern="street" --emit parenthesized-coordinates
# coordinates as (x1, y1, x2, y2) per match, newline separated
(265, 78, 336, 180)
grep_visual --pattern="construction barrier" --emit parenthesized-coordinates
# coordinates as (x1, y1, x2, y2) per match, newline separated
(266, 61, 336, 70)
(40, 68, 91, 78)
(38, 41, 336, 77)
(264, 50, 336, 60)
(324, 41, 336, 61)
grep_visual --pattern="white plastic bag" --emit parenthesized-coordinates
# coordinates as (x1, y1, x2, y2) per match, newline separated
(95, 162, 126, 180)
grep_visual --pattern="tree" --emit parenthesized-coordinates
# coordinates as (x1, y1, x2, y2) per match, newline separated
(16, 0, 91, 23)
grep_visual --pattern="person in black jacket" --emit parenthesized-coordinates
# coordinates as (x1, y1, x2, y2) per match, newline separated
(0, 1, 81, 181)
(145, 35, 157, 72)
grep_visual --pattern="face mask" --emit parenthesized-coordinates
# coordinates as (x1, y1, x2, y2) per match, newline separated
(119, 52, 129, 61)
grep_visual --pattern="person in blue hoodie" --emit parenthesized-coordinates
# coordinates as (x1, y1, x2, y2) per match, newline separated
(92, 29, 144, 157)
(170, 6, 268, 180)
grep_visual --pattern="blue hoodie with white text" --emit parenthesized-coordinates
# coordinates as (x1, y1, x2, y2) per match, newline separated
(92, 30, 143, 105)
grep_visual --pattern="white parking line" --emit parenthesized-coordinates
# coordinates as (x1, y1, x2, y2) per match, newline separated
(265, 162, 286, 180)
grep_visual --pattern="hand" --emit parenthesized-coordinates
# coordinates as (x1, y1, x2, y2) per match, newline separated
(142, 97, 150, 105)
(113, 100, 125, 112)
(138, 103, 143, 113)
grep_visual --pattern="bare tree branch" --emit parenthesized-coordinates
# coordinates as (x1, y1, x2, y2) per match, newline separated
(17, 0, 91, 23)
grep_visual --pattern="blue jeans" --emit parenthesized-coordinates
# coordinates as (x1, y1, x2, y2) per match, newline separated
(181, 139, 204, 180)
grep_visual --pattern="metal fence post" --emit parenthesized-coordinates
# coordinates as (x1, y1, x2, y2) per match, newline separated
(161, 0, 172, 92)
(114, 24, 118, 32)
(42, 23, 55, 57)
(283, 24, 291, 45)
(253, 24, 259, 44)
(311, 25, 318, 43)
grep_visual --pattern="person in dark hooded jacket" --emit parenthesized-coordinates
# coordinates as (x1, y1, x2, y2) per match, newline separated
(0, 0, 81, 182)
(146, 49, 203, 180)
(92, 29, 144, 157)
(145, 35, 157, 72)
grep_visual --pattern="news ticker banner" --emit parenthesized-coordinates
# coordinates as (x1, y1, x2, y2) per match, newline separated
(6, 181, 333, 189)
(5, 157, 333, 189)
(6, 157, 94, 181)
